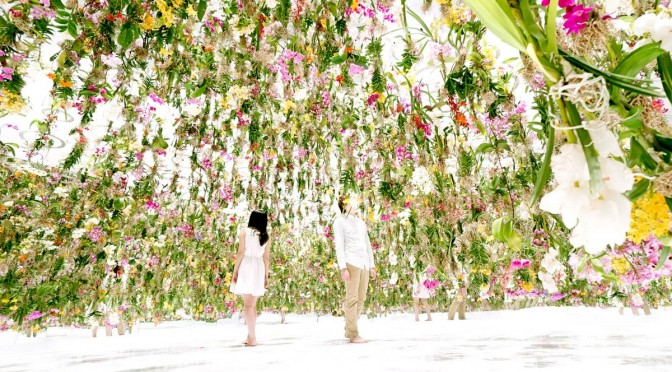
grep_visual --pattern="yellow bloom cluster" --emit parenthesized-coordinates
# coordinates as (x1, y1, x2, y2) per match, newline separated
(443, 6, 470, 26)
(0, 89, 26, 115)
(611, 257, 629, 275)
(156, 0, 175, 28)
(627, 191, 671, 243)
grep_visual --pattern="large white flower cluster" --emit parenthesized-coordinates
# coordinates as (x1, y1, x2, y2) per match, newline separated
(540, 129, 634, 254)
(537, 248, 566, 294)
(633, 7, 672, 53)
(410, 166, 435, 195)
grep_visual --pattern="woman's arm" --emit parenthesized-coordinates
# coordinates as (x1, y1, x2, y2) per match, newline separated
(263, 237, 271, 288)
(232, 229, 246, 283)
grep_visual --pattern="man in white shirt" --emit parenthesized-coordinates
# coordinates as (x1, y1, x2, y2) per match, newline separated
(333, 195, 377, 344)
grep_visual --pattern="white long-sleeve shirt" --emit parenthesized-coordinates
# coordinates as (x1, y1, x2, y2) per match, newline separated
(333, 214, 375, 270)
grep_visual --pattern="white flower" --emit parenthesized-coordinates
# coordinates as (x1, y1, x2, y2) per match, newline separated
(183, 102, 204, 117)
(265, 0, 277, 9)
(54, 187, 69, 198)
(587, 126, 623, 158)
(71, 228, 87, 240)
(389, 272, 398, 286)
(540, 142, 633, 255)
(569, 190, 631, 254)
(411, 166, 435, 194)
(632, 13, 658, 36)
(101, 53, 123, 68)
(388, 251, 398, 266)
(538, 271, 559, 294)
(445, 157, 458, 176)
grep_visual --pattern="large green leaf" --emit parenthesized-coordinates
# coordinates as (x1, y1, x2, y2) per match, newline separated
(462, 0, 527, 52)
(658, 53, 672, 103)
(567, 102, 603, 194)
(561, 49, 663, 97)
(655, 243, 670, 271)
(544, 0, 558, 54)
(531, 125, 554, 205)
(614, 42, 666, 77)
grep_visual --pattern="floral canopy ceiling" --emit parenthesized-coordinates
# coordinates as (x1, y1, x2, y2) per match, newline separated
(1, 0, 672, 329)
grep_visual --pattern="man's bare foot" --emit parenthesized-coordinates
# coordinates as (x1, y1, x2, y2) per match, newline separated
(426, 317, 432, 321)
(415, 316, 419, 322)
(350, 336, 367, 344)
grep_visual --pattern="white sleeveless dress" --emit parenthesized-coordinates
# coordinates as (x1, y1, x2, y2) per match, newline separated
(231, 228, 268, 297)
(412, 273, 431, 299)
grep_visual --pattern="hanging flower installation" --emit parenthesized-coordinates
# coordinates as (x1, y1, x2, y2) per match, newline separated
(0, 0, 671, 333)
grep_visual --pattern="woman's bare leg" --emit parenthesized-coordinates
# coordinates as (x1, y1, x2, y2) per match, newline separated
(413, 297, 420, 321)
(422, 299, 432, 321)
(243, 295, 258, 346)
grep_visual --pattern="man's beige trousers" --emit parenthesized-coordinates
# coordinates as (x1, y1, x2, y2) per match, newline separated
(344, 263, 369, 340)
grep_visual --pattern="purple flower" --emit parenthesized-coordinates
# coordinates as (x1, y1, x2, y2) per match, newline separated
(550, 293, 567, 301)
(26, 311, 45, 321)
(89, 226, 103, 242)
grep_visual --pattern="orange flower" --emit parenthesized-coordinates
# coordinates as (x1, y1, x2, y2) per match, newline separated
(59, 80, 74, 88)
(47, 73, 56, 80)
(345, 46, 353, 54)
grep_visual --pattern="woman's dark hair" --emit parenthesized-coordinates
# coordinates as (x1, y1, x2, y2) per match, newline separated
(338, 195, 347, 213)
(248, 210, 269, 246)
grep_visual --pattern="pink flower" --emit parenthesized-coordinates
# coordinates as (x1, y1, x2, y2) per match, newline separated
(0, 67, 14, 82)
(426, 266, 437, 275)
(563, 5, 593, 34)
(348, 63, 366, 75)
(367, 93, 380, 106)
(26, 311, 45, 321)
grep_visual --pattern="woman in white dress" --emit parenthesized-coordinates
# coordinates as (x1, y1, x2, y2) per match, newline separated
(231, 210, 271, 346)
(412, 270, 432, 322)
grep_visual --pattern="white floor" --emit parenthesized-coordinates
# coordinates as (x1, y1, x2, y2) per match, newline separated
(1, 307, 671, 372)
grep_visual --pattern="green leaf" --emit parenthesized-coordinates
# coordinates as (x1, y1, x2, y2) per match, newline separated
(51, 0, 65, 8)
(544, 0, 558, 54)
(658, 53, 672, 103)
(561, 49, 663, 97)
(655, 244, 671, 271)
(577, 253, 590, 273)
(666, 197, 672, 213)
(405, 7, 432, 38)
(626, 178, 650, 201)
(198, 0, 207, 20)
(621, 107, 643, 130)
(629, 137, 657, 170)
(330, 54, 347, 65)
(531, 125, 554, 205)
(191, 84, 206, 98)
(614, 42, 666, 77)
(462, 0, 527, 52)
(653, 133, 672, 156)
(67, 20, 77, 38)
(475, 142, 494, 154)
(519, 0, 547, 47)
(568, 103, 603, 194)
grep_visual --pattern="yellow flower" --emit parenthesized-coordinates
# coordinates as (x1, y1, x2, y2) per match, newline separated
(1, 298, 9, 304)
(612, 257, 629, 275)
(10, 305, 18, 311)
(186, 5, 197, 17)
(140, 13, 155, 30)
(351, 0, 359, 11)
(628, 191, 671, 242)
(283, 100, 296, 114)
(521, 282, 534, 292)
